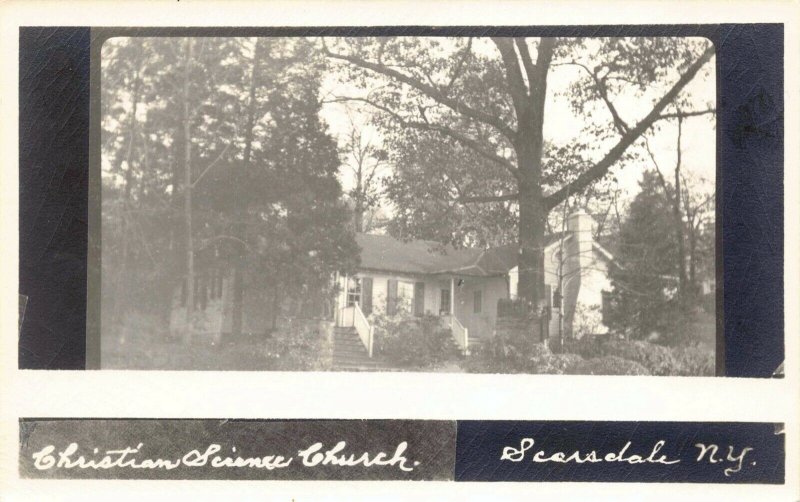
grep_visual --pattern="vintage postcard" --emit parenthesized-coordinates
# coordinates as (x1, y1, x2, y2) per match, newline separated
(2, 0, 798, 500)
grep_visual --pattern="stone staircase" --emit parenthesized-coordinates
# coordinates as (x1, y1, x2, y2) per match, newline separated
(332, 327, 389, 371)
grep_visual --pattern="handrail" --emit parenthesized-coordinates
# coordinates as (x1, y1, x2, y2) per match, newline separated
(337, 304, 373, 357)
(350, 303, 373, 357)
(445, 314, 469, 355)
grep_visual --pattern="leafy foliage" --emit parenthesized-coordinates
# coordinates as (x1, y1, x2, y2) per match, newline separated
(324, 36, 714, 303)
(564, 356, 651, 376)
(464, 321, 713, 375)
(605, 170, 685, 340)
(102, 313, 333, 370)
(371, 313, 461, 369)
(559, 337, 714, 376)
(263, 321, 334, 371)
(101, 37, 358, 336)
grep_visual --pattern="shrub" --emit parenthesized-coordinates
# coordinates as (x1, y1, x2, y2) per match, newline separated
(559, 337, 714, 376)
(531, 353, 586, 375)
(465, 335, 586, 375)
(465, 324, 548, 373)
(572, 304, 605, 338)
(565, 356, 651, 376)
(263, 320, 333, 371)
(371, 313, 460, 369)
(670, 345, 715, 376)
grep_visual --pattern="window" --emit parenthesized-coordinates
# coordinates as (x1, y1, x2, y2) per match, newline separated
(473, 290, 482, 314)
(347, 277, 361, 307)
(440, 289, 451, 315)
(397, 281, 415, 314)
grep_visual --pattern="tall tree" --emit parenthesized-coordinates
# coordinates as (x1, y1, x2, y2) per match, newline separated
(607, 170, 680, 340)
(681, 173, 715, 298)
(324, 37, 715, 307)
(231, 38, 265, 337)
(341, 117, 387, 233)
(643, 108, 715, 305)
(101, 37, 358, 338)
(181, 37, 196, 338)
(606, 165, 714, 342)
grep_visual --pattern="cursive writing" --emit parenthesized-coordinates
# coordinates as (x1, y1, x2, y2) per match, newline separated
(501, 438, 680, 465)
(31, 441, 419, 472)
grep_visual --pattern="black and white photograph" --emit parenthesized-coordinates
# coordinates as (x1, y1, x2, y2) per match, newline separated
(99, 35, 717, 374)
(6, 2, 799, 499)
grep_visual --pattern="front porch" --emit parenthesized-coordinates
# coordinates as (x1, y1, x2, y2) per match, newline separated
(333, 273, 477, 361)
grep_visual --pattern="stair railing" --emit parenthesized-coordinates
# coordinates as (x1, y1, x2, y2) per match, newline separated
(352, 303, 374, 357)
(444, 314, 469, 355)
(340, 304, 373, 357)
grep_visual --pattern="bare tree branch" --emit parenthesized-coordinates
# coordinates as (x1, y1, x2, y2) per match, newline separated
(656, 108, 716, 121)
(191, 127, 237, 188)
(326, 96, 519, 178)
(557, 60, 629, 134)
(322, 40, 517, 141)
(544, 45, 715, 211)
(445, 38, 473, 93)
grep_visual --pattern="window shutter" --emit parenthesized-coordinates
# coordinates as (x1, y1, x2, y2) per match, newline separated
(361, 277, 373, 315)
(387, 279, 398, 315)
(414, 281, 425, 316)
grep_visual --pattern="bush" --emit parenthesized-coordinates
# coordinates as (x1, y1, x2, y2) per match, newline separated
(465, 335, 588, 375)
(563, 338, 675, 375)
(465, 325, 548, 373)
(263, 319, 333, 371)
(565, 356, 651, 375)
(371, 313, 460, 369)
(559, 337, 714, 376)
(670, 345, 716, 376)
(532, 353, 586, 375)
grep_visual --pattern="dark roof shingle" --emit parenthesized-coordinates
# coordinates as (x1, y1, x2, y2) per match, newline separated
(355, 232, 571, 276)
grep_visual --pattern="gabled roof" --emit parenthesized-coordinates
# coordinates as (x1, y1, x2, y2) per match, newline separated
(355, 232, 570, 277)
(355, 233, 482, 275)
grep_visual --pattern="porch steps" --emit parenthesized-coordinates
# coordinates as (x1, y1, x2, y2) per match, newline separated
(332, 327, 389, 371)
(467, 336, 485, 354)
(441, 333, 464, 357)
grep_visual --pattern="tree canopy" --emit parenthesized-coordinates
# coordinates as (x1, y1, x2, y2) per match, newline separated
(101, 37, 358, 333)
(323, 36, 715, 305)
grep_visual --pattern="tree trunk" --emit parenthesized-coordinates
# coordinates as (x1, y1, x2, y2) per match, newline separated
(688, 222, 698, 297)
(114, 65, 141, 325)
(673, 116, 687, 306)
(508, 37, 552, 310)
(354, 173, 364, 233)
(232, 38, 263, 337)
(517, 177, 546, 309)
(182, 38, 195, 342)
(354, 202, 364, 233)
(270, 285, 280, 331)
